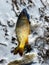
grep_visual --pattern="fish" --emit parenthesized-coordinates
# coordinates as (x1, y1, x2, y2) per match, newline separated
(13, 9, 31, 56)
(8, 52, 37, 65)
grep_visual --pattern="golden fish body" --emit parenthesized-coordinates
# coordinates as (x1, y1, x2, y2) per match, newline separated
(14, 9, 30, 55)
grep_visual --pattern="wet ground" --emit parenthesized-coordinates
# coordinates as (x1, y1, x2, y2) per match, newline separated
(0, 0, 49, 65)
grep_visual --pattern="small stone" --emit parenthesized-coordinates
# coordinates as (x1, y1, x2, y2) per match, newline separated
(12, 37, 15, 41)
(7, 20, 15, 27)
(44, 16, 49, 22)
(46, 27, 49, 32)
(46, 50, 49, 57)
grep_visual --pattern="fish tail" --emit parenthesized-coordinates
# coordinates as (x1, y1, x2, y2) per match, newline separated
(18, 42, 25, 56)
(13, 42, 25, 56)
(13, 43, 32, 56)
(18, 47, 24, 56)
(13, 47, 23, 56)
(13, 47, 19, 55)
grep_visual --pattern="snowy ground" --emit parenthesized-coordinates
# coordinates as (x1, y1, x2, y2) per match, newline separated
(0, 0, 49, 65)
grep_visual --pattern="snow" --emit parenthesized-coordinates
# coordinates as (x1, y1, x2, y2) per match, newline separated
(0, 0, 49, 65)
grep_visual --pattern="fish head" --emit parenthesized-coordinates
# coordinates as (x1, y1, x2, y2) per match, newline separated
(19, 8, 29, 20)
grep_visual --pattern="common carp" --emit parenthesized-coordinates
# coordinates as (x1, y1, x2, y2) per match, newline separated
(13, 9, 31, 56)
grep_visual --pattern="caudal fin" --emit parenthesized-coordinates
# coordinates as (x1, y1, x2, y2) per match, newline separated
(12, 44, 32, 56)
(13, 47, 24, 56)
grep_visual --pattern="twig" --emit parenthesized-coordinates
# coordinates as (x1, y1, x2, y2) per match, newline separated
(40, 0, 46, 8)
(0, 43, 7, 46)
